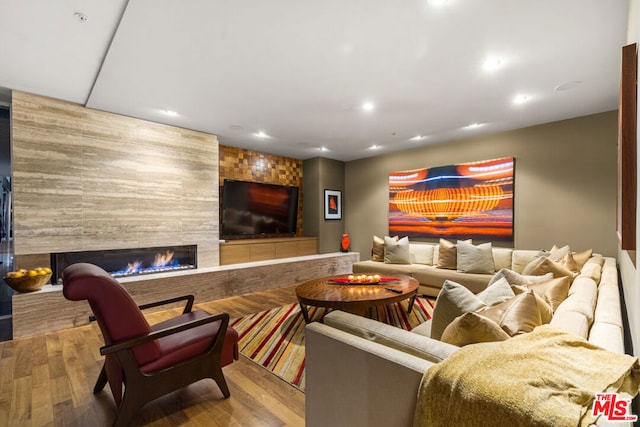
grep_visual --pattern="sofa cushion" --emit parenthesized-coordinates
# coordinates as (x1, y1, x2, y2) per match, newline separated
(411, 266, 493, 294)
(579, 262, 602, 284)
(410, 243, 434, 265)
(554, 277, 598, 325)
(456, 241, 495, 274)
(430, 279, 514, 340)
(322, 310, 459, 363)
(440, 312, 510, 346)
(352, 260, 425, 276)
(372, 235, 397, 262)
(479, 290, 543, 336)
(549, 310, 590, 339)
(384, 236, 411, 264)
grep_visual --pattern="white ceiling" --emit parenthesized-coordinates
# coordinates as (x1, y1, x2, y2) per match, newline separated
(0, 0, 630, 162)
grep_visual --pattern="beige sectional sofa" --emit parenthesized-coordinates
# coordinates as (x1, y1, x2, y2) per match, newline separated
(306, 256, 630, 427)
(352, 240, 539, 297)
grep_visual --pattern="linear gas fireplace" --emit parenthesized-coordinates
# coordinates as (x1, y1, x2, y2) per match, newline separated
(51, 245, 197, 285)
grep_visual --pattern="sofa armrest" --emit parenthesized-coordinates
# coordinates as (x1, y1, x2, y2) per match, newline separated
(305, 322, 434, 427)
(323, 310, 458, 363)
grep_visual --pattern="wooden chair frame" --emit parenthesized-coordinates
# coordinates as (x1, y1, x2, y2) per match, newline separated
(92, 294, 231, 427)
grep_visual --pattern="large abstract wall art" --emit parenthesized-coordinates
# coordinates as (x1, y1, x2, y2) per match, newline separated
(389, 157, 514, 241)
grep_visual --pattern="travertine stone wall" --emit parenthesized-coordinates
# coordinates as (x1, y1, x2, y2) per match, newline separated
(219, 145, 304, 235)
(11, 91, 220, 268)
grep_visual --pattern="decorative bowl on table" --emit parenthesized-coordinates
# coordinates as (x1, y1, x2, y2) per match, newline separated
(4, 268, 52, 293)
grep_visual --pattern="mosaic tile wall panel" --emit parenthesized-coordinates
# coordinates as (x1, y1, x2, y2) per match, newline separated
(219, 145, 304, 235)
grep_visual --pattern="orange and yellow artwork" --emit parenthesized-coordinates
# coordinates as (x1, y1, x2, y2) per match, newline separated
(389, 157, 514, 241)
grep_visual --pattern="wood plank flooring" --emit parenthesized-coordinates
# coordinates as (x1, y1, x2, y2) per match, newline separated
(0, 285, 304, 427)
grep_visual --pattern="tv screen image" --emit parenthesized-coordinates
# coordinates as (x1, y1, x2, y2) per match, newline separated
(221, 180, 299, 239)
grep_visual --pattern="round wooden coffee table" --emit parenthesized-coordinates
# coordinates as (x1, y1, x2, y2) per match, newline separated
(295, 273, 419, 323)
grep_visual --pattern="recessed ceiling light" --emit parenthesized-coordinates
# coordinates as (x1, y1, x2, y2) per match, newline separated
(513, 94, 530, 104)
(369, 144, 381, 150)
(482, 57, 503, 72)
(320, 146, 329, 152)
(255, 131, 270, 138)
(410, 135, 427, 141)
(463, 123, 483, 129)
(428, 0, 449, 6)
(555, 80, 582, 91)
(162, 110, 179, 117)
(362, 102, 375, 112)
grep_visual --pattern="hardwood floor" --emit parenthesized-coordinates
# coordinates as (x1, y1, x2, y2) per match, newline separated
(0, 285, 305, 427)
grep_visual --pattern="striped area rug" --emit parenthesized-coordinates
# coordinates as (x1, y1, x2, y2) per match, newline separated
(229, 297, 435, 391)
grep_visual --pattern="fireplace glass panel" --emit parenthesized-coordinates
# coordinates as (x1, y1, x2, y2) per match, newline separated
(51, 245, 197, 285)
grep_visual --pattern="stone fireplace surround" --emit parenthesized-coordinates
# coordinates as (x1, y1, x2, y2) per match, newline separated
(12, 252, 359, 338)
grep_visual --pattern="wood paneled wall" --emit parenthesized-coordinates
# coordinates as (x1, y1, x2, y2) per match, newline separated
(219, 145, 304, 235)
(11, 91, 220, 268)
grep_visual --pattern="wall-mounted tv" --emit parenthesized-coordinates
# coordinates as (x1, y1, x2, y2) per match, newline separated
(221, 179, 299, 239)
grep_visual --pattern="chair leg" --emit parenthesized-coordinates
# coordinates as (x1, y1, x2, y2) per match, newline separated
(212, 366, 231, 398)
(112, 389, 142, 427)
(94, 364, 109, 394)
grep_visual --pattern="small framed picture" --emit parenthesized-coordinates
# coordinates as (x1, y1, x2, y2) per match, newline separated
(324, 189, 342, 220)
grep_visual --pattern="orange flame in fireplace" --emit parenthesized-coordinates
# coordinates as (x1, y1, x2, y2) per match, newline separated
(125, 261, 142, 274)
(153, 250, 175, 267)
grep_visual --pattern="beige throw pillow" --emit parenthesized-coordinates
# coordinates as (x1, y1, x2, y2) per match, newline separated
(437, 238, 458, 269)
(437, 238, 471, 270)
(522, 256, 577, 279)
(384, 236, 411, 264)
(510, 285, 554, 324)
(372, 235, 396, 262)
(440, 312, 510, 346)
(479, 290, 543, 336)
(525, 276, 570, 312)
(572, 248, 593, 270)
(456, 241, 495, 274)
(430, 278, 515, 340)
(550, 245, 593, 270)
(557, 252, 579, 273)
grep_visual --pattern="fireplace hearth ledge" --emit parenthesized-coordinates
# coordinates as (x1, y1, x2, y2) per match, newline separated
(11, 252, 360, 339)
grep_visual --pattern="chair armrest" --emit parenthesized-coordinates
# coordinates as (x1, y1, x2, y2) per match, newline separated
(138, 294, 195, 314)
(100, 312, 229, 356)
(89, 294, 196, 322)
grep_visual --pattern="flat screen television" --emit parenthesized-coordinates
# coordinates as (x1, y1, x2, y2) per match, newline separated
(221, 179, 299, 239)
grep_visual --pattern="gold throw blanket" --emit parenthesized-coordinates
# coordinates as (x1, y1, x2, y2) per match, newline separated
(414, 326, 640, 427)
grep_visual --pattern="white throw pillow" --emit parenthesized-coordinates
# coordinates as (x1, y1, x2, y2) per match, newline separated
(384, 236, 411, 264)
(456, 240, 495, 274)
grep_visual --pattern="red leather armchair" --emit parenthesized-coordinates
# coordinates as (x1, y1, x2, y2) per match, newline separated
(62, 263, 239, 427)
